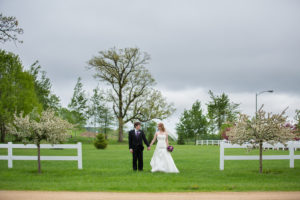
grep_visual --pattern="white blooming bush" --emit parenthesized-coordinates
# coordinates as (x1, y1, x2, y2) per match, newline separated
(7, 109, 73, 173)
(226, 107, 294, 173)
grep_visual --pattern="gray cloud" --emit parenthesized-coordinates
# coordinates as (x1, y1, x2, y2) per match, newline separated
(1, 0, 299, 106)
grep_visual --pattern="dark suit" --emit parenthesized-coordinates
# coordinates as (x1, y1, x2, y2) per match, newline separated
(128, 129, 150, 171)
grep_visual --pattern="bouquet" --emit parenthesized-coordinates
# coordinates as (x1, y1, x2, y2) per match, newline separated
(167, 145, 174, 152)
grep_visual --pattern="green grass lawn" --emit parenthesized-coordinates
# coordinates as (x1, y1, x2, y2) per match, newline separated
(0, 144, 300, 192)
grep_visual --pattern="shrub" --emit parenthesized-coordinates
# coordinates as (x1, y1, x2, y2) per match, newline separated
(94, 133, 108, 149)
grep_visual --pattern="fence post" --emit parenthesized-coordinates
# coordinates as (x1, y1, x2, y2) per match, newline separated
(77, 142, 82, 169)
(289, 142, 294, 168)
(220, 142, 224, 170)
(8, 142, 13, 168)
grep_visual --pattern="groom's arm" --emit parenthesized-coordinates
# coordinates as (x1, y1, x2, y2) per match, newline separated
(129, 131, 133, 150)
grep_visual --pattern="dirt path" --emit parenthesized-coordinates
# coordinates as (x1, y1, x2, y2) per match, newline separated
(1, 191, 300, 200)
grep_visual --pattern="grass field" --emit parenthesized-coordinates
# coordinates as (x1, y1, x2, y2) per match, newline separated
(0, 143, 300, 192)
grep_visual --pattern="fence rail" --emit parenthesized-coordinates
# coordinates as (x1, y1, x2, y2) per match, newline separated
(196, 140, 229, 146)
(0, 142, 82, 169)
(220, 141, 300, 170)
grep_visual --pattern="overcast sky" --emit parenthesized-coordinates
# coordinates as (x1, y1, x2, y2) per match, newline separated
(1, 0, 300, 133)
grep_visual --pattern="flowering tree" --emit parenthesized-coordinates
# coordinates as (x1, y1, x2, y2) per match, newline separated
(220, 123, 232, 140)
(295, 110, 300, 139)
(7, 110, 73, 173)
(226, 107, 294, 173)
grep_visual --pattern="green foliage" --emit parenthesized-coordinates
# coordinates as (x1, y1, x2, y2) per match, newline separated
(0, 50, 42, 142)
(58, 108, 78, 124)
(94, 133, 108, 149)
(147, 131, 154, 143)
(176, 100, 208, 143)
(68, 77, 88, 128)
(67, 136, 94, 144)
(143, 121, 156, 142)
(0, 13, 23, 43)
(138, 89, 176, 123)
(177, 132, 185, 145)
(207, 90, 239, 133)
(88, 86, 114, 139)
(88, 47, 175, 142)
(199, 133, 222, 140)
(29, 61, 61, 111)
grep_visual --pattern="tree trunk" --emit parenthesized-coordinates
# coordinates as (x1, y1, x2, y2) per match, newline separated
(0, 123, 6, 143)
(118, 87, 123, 142)
(259, 140, 263, 173)
(37, 143, 41, 173)
(118, 117, 123, 142)
(104, 127, 108, 140)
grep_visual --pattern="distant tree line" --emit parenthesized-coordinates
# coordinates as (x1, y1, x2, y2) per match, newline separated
(176, 91, 240, 144)
(176, 91, 300, 145)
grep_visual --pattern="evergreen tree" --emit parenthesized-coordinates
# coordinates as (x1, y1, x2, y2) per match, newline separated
(207, 90, 239, 134)
(88, 86, 105, 129)
(68, 77, 88, 128)
(94, 133, 108, 149)
(88, 86, 114, 139)
(100, 107, 114, 139)
(176, 100, 208, 143)
(29, 61, 61, 111)
(177, 132, 185, 145)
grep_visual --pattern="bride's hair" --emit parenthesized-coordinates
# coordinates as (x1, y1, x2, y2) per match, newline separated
(158, 123, 165, 132)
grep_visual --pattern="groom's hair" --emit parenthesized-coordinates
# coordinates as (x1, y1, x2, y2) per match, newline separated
(134, 122, 141, 128)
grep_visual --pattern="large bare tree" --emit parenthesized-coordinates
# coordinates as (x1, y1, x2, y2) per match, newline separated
(88, 47, 175, 142)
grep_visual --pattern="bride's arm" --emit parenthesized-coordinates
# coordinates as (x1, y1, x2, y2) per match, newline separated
(150, 132, 157, 146)
(166, 133, 169, 146)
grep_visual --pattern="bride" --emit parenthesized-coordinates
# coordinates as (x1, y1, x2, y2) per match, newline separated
(149, 123, 179, 173)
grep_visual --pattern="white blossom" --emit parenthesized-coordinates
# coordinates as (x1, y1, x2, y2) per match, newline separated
(7, 110, 73, 145)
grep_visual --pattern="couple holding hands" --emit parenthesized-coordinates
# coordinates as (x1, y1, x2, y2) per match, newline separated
(128, 122, 179, 173)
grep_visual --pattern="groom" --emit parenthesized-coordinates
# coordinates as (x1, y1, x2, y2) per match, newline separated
(129, 122, 150, 171)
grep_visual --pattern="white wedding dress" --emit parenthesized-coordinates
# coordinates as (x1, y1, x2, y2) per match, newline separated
(150, 134, 179, 173)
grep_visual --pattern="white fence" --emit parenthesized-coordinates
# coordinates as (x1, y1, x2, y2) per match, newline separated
(196, 140, 228, 146)
(0, 142, 82, 169)
(263, 142, 289, 150)
(220, 141, 300, 170)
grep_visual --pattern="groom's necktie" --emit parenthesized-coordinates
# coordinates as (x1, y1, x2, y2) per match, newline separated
(136, 131, 140, 138)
